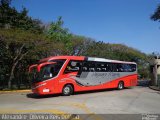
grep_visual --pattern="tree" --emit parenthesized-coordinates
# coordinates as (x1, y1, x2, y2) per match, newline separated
(0, 0, 44, 33)
(71, 35, 94, 55)
(47, 17, 73, 55)
(151, 4, 160, 22)
(0, 29, 51, 89)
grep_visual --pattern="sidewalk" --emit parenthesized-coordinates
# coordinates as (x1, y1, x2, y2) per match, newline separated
(0, 89, 31, 94)
(149, 86, 160, 91)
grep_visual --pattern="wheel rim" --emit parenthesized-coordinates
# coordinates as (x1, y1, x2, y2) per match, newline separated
(119, 83, 123, 89)
(64, 87, 70, 94)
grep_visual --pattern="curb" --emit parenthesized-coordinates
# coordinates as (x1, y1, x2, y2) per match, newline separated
(0, 89, 31, 94)
(149, 86, 160, 91)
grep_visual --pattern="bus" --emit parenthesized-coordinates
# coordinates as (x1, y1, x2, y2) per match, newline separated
(29, 56, 137, 96)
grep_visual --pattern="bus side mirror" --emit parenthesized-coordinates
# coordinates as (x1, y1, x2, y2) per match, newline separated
(29, 64, 38, 73)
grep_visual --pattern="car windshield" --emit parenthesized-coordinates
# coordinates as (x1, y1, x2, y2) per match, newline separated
(30, 59, 65, 83)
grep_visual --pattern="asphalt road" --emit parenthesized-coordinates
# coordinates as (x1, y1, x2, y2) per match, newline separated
(0, 86, 160, 119)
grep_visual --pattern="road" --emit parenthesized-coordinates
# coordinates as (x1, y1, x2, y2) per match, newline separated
(0, 86, 160, 119)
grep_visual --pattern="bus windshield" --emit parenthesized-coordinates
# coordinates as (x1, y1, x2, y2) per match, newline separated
(30, 59, 66, 83)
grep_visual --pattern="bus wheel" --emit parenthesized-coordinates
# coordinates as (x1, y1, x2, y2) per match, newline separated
(62, 85, 73, 96)
(118, 81, 124, 90)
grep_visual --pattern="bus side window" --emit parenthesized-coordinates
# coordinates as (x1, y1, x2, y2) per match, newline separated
(122, 64, 127, 72)
(122, 64, 132, 72)
(82, 61, 96, 72)
(82, 62, 88, 72)
(83, 67, 88, 71)
(89, 67, 95, 72)
(88, 62, 95, 72)
(96, 62, 107, 72)
(106, 63, 110, 72)
(131, 64, 136, 72)
(64, 60, 82, 73)
(95, 62, 101, 72)
(96, 67, 101, 72)
(110, 63, 114, 72)
(101, 63, 106, 72)
(113, 63, 118, 72)
(117, 63, 123, 72)
(127, 64, 132, 72)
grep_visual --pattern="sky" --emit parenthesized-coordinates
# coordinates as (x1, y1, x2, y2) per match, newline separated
(11, 0, 160, 54)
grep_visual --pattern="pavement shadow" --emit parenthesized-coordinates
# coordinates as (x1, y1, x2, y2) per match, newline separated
(26, 87, 134, 98)
(26, 88, 119, 98)
(73, 88, 125, 95)
(26, 93, 61, 99)
(137, 80, 150, 87)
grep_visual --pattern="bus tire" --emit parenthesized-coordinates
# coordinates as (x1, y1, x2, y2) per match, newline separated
(62, 84, 73, 96)
(117, 81, 124, 90)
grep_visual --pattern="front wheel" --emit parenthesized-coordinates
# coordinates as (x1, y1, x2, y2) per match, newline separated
(117, 81, 124, 90)
(62, 85, 73, 96)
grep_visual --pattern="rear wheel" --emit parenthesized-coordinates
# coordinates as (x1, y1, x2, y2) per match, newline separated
(118, 81, 124, 90)
(62, 85, 73, 96)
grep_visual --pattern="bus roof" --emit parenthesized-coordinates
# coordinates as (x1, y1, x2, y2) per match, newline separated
(39, 56, 85, 63)
(87, 57, 136, 64)
(39, 56, 136, 64)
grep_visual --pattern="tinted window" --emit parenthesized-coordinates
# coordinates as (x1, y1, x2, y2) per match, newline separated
(106, 63, 136, 72)
(50, 59, 66, 75)
(79, 61, 136, 72)
(31, 59, 66, 83)
(106, 63, 111, 72)
(108, 63, 114, 72)
(117, 63, 123, 72)
(64, 60, 82, 73)
(131, 64, 137, 72)
(112, 63, 118, 72)
(82, 62, 88, 71)
(82, 61, 95, 72)
(96, 62, 106, 72)
(40, 64, 56, 80)
(119, 63, 136, 72)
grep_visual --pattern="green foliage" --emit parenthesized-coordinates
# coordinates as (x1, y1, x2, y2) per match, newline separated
(47, 17, 69, 41)
(70, 35, 94, 55)
(47, 17, 73, 54)
(151, 4, 160, 22)
(0, 29, 51, 89)
(0, 0, 44, 33)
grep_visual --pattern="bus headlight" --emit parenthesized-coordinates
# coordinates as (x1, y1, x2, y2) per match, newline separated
(43, 88, 50, 92)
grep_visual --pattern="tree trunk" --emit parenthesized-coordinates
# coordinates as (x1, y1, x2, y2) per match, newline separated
(7, 44, 28, 89)
(8, 62, 17, 89)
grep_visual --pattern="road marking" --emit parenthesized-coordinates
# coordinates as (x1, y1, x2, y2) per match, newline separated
(0, 109, 66, 114)
(0, 90, 31, 94)
(3, 101, 104, 120)
(38, 102, 104, 120)
(63, 102, 103, 120)
(63, 102, 93, 114)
